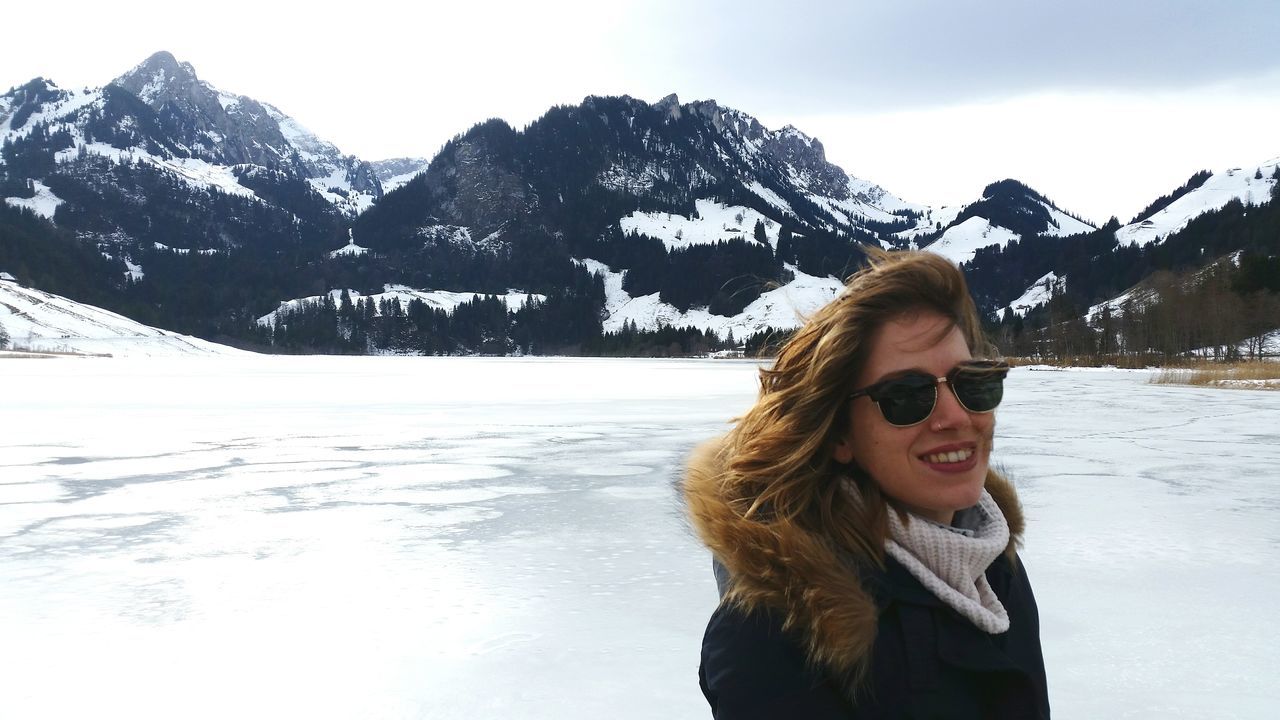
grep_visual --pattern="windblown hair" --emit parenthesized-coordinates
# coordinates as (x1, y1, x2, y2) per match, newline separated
(685, 250, 1017, 688)
(720, 249, 996, 568)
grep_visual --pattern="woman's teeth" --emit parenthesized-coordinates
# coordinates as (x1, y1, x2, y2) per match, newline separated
(924, 449, 973, 464)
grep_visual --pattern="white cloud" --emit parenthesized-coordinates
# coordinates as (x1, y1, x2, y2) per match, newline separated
(2, 1, 1277, 223)
(770, 75, 1280, 224)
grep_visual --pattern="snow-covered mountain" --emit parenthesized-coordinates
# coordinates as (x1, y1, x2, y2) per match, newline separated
(3, 51, 1276, 355)
(357, 93, 927, 255)
(967, 160, 1280, 362)
(0, 275, 247, 356)
(344, 92, 939, 341)
(370, 157, 430, 194)
(1, 52, 382, 217)
(914, 179, 1096, 265)
(1115, 161, 1279, 246)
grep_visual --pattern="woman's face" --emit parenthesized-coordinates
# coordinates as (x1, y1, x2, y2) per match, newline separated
(833, 311, 993, 524)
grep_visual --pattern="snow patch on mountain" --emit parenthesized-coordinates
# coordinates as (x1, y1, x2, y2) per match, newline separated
(418, 224, 482, 249)
(4, 180, 63, 219)
(923, 217, 1020, 265)
(123, 257, 144, 282)
(619, 199, 779, 250)
(330, 241, 368, 258)
(152, 243, 218, 256)
(1040, 203, 1095, 237)
(577, 258, 845, 339)
(1086, 286, 1153, 323)
(745, 181, 794, 216)
(898, 205, 965, 241)
(263, 103, 379, 214)
(1116, 160, 1278, 246)
(808, 177, 927, 228)
(597, 163, 663, 194)
(0, 277, 246, 356)
(0, 86, 99, 142)
(371, 158, 430, 194)
(995, 272, 1062, 319)
(53, 141, 261, 201)
(379, 172, 419, 194)
(266, 104, 335, 162)
(307, 171, 376, 215)
(846, 176, 926, 215)
(256, 286, 544, 328)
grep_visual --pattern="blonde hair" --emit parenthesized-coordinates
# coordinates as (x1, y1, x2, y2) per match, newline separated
(721, 249, 994, 564)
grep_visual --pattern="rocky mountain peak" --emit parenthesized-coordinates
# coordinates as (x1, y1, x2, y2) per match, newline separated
(653, 93, 682, 121)
(96, 52, 382, 208)
(113, 51, 205, 107)
(685, 99, 765, 139)
(761, 125, 847, 195)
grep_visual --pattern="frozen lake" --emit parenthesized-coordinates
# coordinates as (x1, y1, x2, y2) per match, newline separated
(1, 357, 1277, 719)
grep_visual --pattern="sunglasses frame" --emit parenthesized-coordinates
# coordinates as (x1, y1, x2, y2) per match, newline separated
(848, 360, 1011, 428)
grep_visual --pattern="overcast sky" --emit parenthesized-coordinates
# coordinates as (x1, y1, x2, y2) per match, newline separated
(4, 0, 1279, 223)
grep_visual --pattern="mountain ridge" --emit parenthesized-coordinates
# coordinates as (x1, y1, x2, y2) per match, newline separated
(2, 51, 1276, 356)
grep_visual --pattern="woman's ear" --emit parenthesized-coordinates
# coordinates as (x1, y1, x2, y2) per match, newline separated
(832, 435, 855, 464)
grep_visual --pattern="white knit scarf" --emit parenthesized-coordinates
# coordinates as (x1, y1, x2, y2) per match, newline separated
(884, 490, 1011, 634)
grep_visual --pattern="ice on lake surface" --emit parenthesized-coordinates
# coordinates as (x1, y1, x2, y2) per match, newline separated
(1, 356, 1277, 719)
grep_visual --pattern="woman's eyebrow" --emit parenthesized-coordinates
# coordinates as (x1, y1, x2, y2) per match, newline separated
(869, 367, 931, 385)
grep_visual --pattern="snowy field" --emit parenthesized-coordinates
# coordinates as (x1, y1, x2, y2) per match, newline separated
(1, 357, 1277, 719)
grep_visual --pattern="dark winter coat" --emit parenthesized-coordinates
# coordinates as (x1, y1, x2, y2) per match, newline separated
(684, 440, 1049, 719)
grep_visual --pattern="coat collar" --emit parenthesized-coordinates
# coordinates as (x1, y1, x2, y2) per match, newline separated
(684, 436, 1027, 680)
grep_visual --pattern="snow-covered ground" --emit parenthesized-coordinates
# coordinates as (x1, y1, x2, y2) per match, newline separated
(579, 258, 844, 337)
(257, 285, 545, 328)
(1, 358, 1276, 719)
(923, 216, 1021, 265)
(996, 271, 1062, 319)
(1039, 203, 1095, 237)
(3, 180, 64, 219)
(619, 199, 779, 250)
(0, 279, 247, 357)
(329, 229, 369, 258)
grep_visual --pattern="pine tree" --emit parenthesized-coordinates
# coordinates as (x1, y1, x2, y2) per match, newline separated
(776, 227, 793, 263)
(0, 319, 9, 349)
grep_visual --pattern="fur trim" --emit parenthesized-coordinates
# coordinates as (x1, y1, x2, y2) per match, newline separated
(683, 436, 1026, 680)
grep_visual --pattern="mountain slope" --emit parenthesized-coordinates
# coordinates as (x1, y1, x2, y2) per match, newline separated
(1114, 161, 1279, 246)
(0, 275, 247, 356)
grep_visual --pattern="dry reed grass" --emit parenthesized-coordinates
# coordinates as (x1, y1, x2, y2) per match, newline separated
(1150, 360, 1280, 390)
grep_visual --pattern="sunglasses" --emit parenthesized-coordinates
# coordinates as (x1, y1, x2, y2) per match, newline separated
(849, 360, 1010, 427)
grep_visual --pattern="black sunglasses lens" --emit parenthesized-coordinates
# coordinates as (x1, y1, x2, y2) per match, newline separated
(875, 375, 937, 426)
(952, 373, 1005, 413)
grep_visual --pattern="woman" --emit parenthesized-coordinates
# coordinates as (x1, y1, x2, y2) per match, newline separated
(685, 250, 1049, 718)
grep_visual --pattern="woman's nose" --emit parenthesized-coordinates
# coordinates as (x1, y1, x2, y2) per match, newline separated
(930, 381, 972, 431)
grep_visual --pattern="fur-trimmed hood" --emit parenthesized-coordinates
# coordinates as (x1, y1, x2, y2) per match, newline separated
(683, 436, 1026, 682)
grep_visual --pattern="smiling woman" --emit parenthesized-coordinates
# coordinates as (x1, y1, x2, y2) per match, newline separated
(684, 250, 1048, 718)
